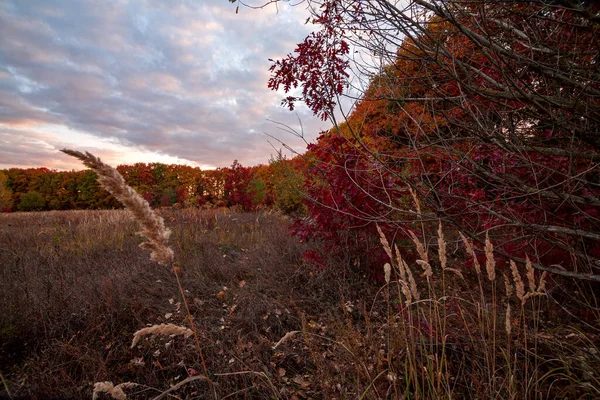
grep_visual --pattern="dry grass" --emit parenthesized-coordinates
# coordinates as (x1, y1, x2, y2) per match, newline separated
(0, 210, 599, 398)
(0, 208, 354, 398)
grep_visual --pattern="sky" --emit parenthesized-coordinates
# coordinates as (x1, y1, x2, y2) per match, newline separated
(0, 0, 331, 171)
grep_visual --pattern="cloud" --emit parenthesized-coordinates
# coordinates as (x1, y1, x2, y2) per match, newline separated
(0, 0, 329, 171)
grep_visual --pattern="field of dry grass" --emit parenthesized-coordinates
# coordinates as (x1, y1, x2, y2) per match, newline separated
(0, 208, 369, 399)
(1, 208, 599, 399)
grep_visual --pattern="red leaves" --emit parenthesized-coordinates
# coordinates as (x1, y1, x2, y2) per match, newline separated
(276, 1, 600, 277)
(223, 160, 254, 211)
(268, 0, 349, 120)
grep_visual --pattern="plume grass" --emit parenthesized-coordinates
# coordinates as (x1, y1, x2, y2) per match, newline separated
(131, 323, 194, 348)
(61, 149, 173, 266)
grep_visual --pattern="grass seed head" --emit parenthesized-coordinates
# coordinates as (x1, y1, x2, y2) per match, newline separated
(384, 262, 391, 285)
(377, 224, 393, 262)
(510, 260, 526, 305)
(525, 257, 536, 292)
(459, 232, 481, 275)
(503, 272, 514, 298)
(505, 303, 512, 337)
(437, 221, 447, 270)
(538, 271, 548, 293)
(131, 323, 194, 348)
(409, 230, 428, 264)
(485, 232, 496, 282)
(416, 259, 433, 278)
(61, 149, 174, 266)
(394, 248, 412, 303)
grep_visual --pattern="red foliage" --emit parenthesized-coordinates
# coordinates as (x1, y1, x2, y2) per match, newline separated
(268, 0, 350, 120)
(224, 160, 254, 211)
(271, 1, 600, 277)
(293, 130, 413, 272)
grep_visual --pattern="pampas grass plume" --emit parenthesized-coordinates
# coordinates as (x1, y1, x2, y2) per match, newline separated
(61, 149, 174, 266)
(416, 259, 433, 278)
(525, 257, 536, 292)
(409, 231, 428, 264)
(459, 232, 481, 275)
(377, 224, 393, 261)
(131, 323, 194, 348)
(384, 262, 391, 285)
(395, 245, 419, 302)
(485, 232, 496, 282)
(510, 260, 526, 305)
(503, 272, 513, 298)
(92, 381, 137, 400)
(437, 221, 447, 270)
(538, 271, 548, 292)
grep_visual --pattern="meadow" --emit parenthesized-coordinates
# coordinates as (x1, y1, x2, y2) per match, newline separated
(0, 208, 599, 399)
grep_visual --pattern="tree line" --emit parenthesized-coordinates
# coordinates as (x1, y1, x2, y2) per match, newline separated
(0, 155, 307, 214)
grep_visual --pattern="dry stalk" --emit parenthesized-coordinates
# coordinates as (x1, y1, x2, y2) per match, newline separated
(272, 330, 301, 349)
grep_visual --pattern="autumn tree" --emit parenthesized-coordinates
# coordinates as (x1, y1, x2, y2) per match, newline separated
(269, 152, 307, 215)
(267, 0, 600, 280)
(0, 171, 13, 212)
(224, 160, 254, 210)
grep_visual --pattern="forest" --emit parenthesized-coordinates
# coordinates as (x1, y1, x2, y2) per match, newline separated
(0, 156, 307, 214)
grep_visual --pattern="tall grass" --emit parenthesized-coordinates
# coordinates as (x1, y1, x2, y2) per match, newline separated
(293, 222, 600, 399)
